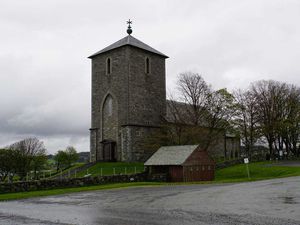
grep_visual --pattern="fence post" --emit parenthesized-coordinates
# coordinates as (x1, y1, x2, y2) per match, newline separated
(134, 166, 137, 174)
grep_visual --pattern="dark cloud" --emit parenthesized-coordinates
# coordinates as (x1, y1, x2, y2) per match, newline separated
(1, 0, 300, 153)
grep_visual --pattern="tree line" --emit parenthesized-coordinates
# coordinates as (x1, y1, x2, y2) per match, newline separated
(0, 137, 79, 182)
(234, 80, 300, 159)
(146, 72, 300, 160)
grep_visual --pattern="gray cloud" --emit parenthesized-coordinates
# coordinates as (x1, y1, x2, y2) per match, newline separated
(1, 0, 300, 153)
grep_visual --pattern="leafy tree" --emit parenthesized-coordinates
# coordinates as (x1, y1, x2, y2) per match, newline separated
(65, 146, 79, 167)
(31, 154, 48, 179)
(9, 137, 47, 180)
(54, 150, 68, 171)
(0, 149, 18, 182)
(54, 146, 78, 171)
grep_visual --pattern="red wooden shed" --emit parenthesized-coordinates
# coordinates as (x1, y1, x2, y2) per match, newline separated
(145, 145, 215, 182)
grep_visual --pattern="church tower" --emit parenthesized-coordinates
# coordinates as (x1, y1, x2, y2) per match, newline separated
(89, 21, 168, 162)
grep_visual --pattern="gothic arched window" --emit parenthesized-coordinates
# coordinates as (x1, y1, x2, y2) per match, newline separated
(105, 95, 113, 116)
(145, 57, 150, 74)
(106, 57, 112, 75)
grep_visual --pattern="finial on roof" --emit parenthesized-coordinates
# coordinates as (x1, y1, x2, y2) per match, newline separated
(127, 19, 132, 35)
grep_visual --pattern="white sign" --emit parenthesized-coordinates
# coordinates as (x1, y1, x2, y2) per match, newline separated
(244, 158, 249, 164)
(279, 150, 283, 156)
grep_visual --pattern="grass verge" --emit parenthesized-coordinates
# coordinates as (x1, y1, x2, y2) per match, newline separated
(215, 161, 300, 182)
(0, 182, 162, 201)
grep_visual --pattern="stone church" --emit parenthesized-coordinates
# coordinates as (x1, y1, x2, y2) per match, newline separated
(89, 22, 240, 162)
(89, 22, 167, 162)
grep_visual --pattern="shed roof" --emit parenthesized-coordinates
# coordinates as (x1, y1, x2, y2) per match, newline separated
(144, 145, 199, 166)
(88, 35, 168, 58)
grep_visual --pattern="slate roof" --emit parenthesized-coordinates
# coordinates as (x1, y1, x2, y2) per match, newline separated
(88, 35, 168, 58)
(144, 145, 199, 166)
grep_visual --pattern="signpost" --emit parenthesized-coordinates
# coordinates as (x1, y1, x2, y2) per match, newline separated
(244, 158, 250, 179)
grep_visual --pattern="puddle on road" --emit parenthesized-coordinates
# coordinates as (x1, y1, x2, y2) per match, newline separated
(279, 196, 298, 204)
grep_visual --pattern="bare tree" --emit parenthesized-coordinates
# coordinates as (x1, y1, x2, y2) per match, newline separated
(177, 72, 211, 125)
(233, 89, 260, 159)
(250, 80, 300, 158)
(10, 137, 46, 180)
(176, 72, 235, 151)
(277, 85, 300, 157)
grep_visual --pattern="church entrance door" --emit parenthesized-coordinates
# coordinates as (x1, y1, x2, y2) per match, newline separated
(102, 140, 116, 162)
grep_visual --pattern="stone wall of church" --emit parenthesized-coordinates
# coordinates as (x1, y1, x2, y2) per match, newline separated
(90, 129, 97, 162)
(91, 47, 129, 132)
(225, 137, 240, 159)
(207, 136, 225, 159)
(207, 135, 241, 161)
(90, 47, 129, 161)
(121, 125, 160, 162)
(127, 47, 166, 126)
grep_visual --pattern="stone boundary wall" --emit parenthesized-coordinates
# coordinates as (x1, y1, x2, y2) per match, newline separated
(0, 173, 166, 194)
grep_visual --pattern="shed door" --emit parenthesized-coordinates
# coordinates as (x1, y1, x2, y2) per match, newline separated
(169, 166, 183, 182)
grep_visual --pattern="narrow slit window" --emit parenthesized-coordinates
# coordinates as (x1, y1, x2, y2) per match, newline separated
(145, 57, 150, 74)
(106, 58, 111, 74)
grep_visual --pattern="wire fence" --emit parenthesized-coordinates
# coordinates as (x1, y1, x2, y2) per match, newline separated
(81, 166, 146, 178)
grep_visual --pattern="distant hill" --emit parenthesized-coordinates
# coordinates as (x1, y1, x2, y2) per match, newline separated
(47, 152, 90, 163)
(78, 152, 90, 163)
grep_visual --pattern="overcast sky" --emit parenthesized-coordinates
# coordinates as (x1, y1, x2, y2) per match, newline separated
(1, 0, 299, 154)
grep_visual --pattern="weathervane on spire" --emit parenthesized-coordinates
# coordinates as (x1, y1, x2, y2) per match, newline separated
(127, 19, 132, 35)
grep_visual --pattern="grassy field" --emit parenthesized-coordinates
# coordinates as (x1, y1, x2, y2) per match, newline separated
(51, 163, 85, 178)
(215, 161, 300, 182)
(1, 161, 300, 201)
(76, 162, 144, 177)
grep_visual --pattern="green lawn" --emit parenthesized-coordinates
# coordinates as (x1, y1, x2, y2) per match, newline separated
(215, 161, 300, 182)
(50, 163, 85, 178)
(76, 162, 144, 177)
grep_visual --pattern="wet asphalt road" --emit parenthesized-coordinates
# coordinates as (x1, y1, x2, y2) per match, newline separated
(0, 176, 300, 225)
